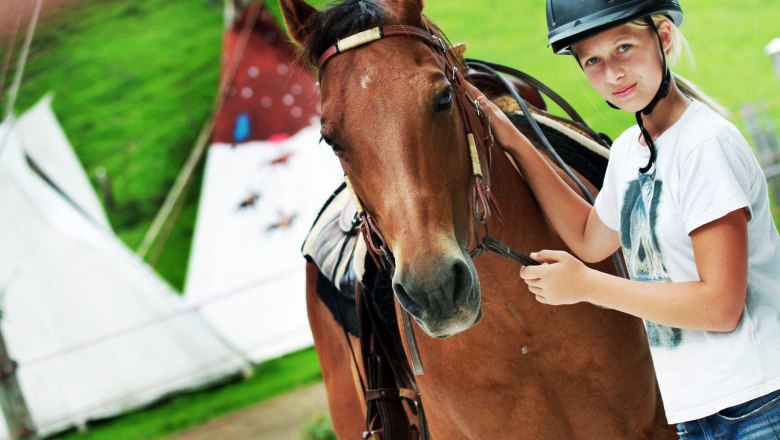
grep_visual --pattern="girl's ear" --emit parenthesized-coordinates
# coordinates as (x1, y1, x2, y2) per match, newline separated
(656, 18, 674, 54)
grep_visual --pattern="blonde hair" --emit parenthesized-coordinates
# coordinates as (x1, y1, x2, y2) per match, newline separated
(630, 15, 730, 117)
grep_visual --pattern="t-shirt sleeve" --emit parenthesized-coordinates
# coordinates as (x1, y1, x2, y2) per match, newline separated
(594, 155, 620, 232)
(679, 136, 753, 234)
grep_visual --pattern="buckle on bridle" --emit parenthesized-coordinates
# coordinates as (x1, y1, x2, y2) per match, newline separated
(432, 34, 447, 53)
(469, 243, 488, 258)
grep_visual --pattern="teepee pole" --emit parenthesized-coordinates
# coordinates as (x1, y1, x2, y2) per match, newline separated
(0, 0, 43, 158)
(0, 0, 43, 436)
(0, 277, 37, 439)
(136, 1, 263, 261)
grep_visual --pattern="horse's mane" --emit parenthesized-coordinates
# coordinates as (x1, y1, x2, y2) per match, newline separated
(300, 0, 449, 65)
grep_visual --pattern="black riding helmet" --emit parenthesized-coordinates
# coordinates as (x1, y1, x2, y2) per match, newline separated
(547, 0, 683, 55)
(546, 0, 684, 174)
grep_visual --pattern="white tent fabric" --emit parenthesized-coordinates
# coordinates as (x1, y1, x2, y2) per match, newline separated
(0, 105, 249, 438)
(14, 95, 111, 231)
(184, 125, 344, 362)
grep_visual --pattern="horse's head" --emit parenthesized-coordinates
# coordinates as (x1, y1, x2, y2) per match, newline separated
(282, 0, 491, 338)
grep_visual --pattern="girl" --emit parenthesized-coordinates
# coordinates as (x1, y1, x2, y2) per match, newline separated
(471, 0, 780, 437)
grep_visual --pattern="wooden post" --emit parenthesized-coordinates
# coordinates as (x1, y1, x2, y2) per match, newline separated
(766, 38, 780, 84)
(743, 102, 780, 208)
(0, 282, 37, 439)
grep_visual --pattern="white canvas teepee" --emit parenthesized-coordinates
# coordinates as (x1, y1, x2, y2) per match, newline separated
(14, 95, 111, 231)
(184, 128, 343, 363)
(183, 5, 344, 363)
(0, 98, 249, 438)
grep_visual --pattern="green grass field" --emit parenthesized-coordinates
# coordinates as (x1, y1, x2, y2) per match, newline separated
(4, 0, 780, 438)
(49, 347, 322, 439)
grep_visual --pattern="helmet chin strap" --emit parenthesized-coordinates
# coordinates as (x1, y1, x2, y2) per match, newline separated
(605, 16, 670, 173)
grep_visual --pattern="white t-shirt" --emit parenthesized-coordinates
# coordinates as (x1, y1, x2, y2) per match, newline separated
(594, 100, 780, 424)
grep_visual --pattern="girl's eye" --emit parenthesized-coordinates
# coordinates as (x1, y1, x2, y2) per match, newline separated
(618, 43, 631, 53)
(585, 57, 599, 66)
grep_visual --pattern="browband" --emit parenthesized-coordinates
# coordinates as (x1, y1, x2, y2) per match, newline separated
(317, 25, 442, 73)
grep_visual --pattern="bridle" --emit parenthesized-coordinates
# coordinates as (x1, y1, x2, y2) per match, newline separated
(319, 25, 539, 273)
(318, 25, 554, 385)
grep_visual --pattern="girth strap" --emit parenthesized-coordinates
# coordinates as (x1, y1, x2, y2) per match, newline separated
(357, 282, 429, 440)
(366, 387, 420, 402)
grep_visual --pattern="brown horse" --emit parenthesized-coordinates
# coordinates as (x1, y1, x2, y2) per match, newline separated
(285, 0, 675, 438)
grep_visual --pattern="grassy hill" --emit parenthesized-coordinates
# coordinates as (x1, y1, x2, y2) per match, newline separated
(4, 0, 224, 289)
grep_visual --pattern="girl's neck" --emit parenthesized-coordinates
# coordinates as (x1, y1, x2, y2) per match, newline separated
(637, 82, 691, 145)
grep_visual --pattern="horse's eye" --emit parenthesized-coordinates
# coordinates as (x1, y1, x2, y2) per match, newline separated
(320, 135, 344, 154)
(435, 87, 453, 112)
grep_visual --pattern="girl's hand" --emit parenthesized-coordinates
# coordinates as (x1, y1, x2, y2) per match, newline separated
(463, 81, 530, 153)
(520, 250, 593, 305)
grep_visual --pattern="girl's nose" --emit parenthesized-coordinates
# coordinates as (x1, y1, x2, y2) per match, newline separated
(606, 64, 625, 82)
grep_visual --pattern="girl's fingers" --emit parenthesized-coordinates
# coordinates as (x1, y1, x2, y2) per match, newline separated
(520, 264, 544, 280)
(531, 250, 564, 264)
(527, 284, 543, 294)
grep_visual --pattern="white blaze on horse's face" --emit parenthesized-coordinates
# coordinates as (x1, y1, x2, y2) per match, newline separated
(360, 72, 372, 90)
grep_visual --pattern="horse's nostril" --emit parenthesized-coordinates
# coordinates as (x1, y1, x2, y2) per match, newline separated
(452, 258, 473, 302)
(392, 280, 425, 317)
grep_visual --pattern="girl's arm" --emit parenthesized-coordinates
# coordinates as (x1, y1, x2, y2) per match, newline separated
(523, 208, 749, 332)
(473, 91, 619, 262)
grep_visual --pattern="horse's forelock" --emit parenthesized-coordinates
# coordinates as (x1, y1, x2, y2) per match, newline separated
(302, 0, 392, 64)
(299, 0, 451, 64)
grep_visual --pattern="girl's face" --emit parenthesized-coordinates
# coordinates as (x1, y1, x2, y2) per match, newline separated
(572, 21, 672, 113)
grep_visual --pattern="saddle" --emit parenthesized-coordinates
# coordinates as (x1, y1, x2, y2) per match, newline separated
(303, 184, 362, 336)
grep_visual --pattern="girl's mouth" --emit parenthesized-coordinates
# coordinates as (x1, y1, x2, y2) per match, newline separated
(613, 83, 637, 98)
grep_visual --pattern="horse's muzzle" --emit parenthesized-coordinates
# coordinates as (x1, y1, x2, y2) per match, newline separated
(392, 248, 481, 338)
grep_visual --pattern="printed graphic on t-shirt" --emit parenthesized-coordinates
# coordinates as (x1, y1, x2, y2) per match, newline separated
(620, 170, 682, 349)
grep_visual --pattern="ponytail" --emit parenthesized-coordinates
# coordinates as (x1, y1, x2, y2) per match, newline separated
(673, 73, 730, 118)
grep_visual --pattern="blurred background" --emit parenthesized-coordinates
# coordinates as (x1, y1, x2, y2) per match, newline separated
(0, 0, 779, 439)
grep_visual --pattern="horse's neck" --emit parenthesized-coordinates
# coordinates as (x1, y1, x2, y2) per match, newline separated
(494, 142, 597, 206)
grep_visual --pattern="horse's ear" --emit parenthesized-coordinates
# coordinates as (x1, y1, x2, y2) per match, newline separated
(279, 0, 318, 47)
(451, 43, 468, 61)
(387, 0, 425, 26)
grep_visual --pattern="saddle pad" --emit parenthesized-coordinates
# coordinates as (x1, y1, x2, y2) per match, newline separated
(493, 95, 611, 158)
(527, 110, 610, 159)
(302, 183, 367, 290)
